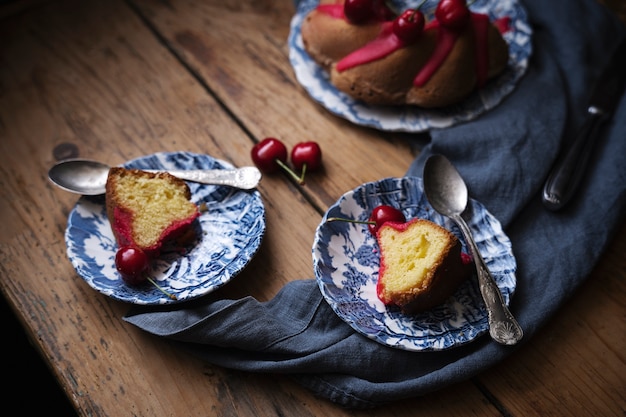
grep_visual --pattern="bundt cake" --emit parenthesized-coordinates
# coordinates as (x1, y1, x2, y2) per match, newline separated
(301, 0, 510, 108)
(105, 167, 200, 257)
(376, 218, 471, 314)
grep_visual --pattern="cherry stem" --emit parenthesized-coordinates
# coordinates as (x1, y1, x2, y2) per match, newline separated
(298, 164, 308, 185)
(146, 276, 177, 300)
(326, 217, 375, 226)
(275, 158, 305, 185)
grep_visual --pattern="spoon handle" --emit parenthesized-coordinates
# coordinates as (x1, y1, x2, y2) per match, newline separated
(542, 111, 606, 211)
(453, 214, 524, 345)
(146, 167, 262, 190)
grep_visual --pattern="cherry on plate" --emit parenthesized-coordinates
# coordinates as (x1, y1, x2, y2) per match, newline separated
(368, 205, 406, 235)
(393, 9, 425, 44)
(115, 246, 149, 285)
(435, 0, 471, 31)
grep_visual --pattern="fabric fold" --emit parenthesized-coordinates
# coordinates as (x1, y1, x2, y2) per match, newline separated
(124, 0, 626, 409)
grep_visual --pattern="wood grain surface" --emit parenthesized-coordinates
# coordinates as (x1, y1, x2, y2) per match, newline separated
(0, 0, 624, 416)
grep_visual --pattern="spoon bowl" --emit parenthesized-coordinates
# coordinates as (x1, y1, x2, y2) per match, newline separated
(422, 157, 468, 217)
(423, 154, 523, 345)
(48, 159, 112, 195)
(48, 159, 262, 195)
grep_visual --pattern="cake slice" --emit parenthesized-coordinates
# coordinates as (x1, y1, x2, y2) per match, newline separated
(376, 218, 471, 314)
(105, 167, 200, 257)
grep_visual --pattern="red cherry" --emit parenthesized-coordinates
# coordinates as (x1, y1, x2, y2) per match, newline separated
(344, 0, 375, 24)
(344, 0, 395, 23)
(372, 0, 397, 21)
(393, 9, 425, 44)
(291, 141, 322, 172)
(251, 137, 288, 173)
(435, 0, 470, 31)
(251, 137, 320, 185)
(461, 252, 472, 265)
(325, 205, 406, 235)
(114, 246, 177, 299)
(368, 205, 406, 235)
(115, 246, 149, 285)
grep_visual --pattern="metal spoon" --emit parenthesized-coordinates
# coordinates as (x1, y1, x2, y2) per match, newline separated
(48, 159, 262, 195)
(423, 154, 523, 345)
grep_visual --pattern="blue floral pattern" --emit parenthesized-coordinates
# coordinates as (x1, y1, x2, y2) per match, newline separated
(289, 0, 533, 132)
(65, 152, 266, 305)
(312, 177, 516, 351)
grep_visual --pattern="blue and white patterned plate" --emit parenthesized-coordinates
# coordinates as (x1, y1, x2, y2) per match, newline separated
(65, 152, 266, 305)
(312, 177, 516, 351)
(289, 0, 533, 132)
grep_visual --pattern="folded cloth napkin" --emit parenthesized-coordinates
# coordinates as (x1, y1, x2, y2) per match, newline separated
(125, 0, 626, 409)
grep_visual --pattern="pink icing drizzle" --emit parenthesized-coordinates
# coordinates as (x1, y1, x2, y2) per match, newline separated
(317, 4, 344, 19)
(413, 20, 456, 86)
(335, 22, 401, 71)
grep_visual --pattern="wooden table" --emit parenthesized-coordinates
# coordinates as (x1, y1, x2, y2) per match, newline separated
(1, 0, 624, 415)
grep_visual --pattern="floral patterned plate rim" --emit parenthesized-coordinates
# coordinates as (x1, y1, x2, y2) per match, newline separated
(288, 0, 533, 132)
(312, 176, 516, 351)
(65, 152, 266, 305)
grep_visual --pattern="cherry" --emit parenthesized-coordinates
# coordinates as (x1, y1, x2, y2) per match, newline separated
(291, 142, 322, 171)
(344, 0, 395, 24)
(367, 205, 406, 234)
(461, 252, 472, 265)
(251, 137, 288, 174)
(344, 0, 375, 24)
(291, 141, 322, 184)
(393, 9, 425, 44)
(115, 246, 150, 285)
(435, 0, 470, 31)
(372, 0, 397, 21)
(252, 137, 323, 185)
(115, 246, 177, 299)
(326, 204, 406, 235)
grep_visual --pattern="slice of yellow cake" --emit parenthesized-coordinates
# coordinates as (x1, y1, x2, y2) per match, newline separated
(376, 218, 471, 314)
(105, 167, 200, 257)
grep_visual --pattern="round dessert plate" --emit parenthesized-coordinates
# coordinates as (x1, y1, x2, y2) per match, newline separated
(289, 0, 533, 132)
(65, 152, 266, 305)
(312, 177, 517, 351)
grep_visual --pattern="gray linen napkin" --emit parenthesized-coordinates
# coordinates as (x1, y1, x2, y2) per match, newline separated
(125, 0, 626, 408)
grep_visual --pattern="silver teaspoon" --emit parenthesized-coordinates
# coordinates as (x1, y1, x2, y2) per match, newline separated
(48, 159, 262, 195)
(423, 155, 523, 345)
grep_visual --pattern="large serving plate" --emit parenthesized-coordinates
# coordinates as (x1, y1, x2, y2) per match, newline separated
(289, 0, 533, 132)
(65, 152, 266, 305)
(312, 177, 516, 351)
